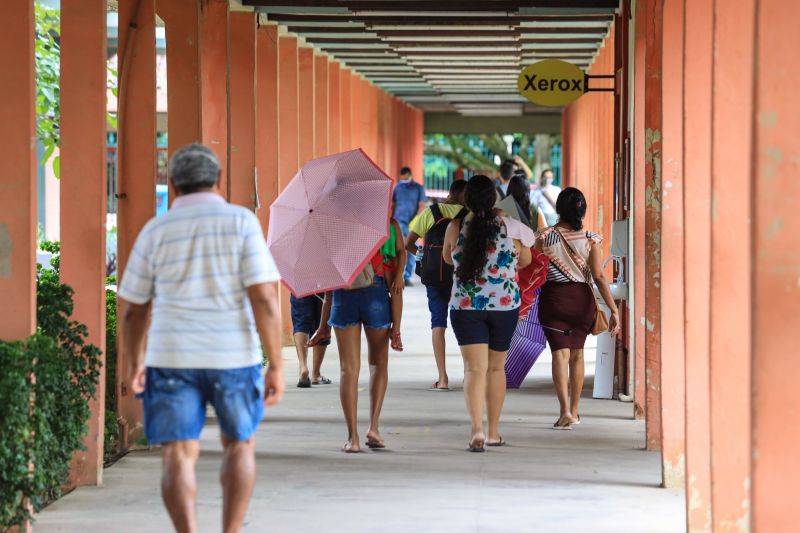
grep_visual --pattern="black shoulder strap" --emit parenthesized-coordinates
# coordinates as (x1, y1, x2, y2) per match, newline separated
(455, 207, 468, 220)
(430, 203, 443, 222)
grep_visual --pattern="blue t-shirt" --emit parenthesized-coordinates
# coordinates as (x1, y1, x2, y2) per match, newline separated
(392, 180, 426, 224)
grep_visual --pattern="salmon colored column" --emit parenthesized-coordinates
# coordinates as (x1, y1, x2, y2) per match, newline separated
(117, 0, 156, 445)
(328, 61, 341, 154)
(0, 0, 36, 341)
(60, 0, 108, 487)
(631, 0, 647, 422)
(340, 68, 352, 151)
(255, 24, 279, 234)
(277, 35, 299, 342)
(752, 0, 800, 529)
(200, 0, 229, 195)
(682, 0, 713, 527)
(298, 47, 315, 166)
(228, 12, 256, 209)
(413, 109, 424, 187)
(158, 0, 202, 205)
(709, 0, 755, 529)
(314, 54, 329, 158)
(350, 74, 362, 151)
(658, 0, 685, 489)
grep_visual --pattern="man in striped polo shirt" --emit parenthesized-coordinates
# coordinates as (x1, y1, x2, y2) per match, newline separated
(118, 144, 284, 532)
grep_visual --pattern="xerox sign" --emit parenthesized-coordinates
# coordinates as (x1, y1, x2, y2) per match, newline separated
(518, 60, 586, 107)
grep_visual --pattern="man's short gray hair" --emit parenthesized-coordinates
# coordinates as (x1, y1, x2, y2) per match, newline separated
(170, 144, 221, 193)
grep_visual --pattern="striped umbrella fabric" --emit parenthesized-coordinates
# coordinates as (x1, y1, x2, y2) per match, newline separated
(505, 295, 548, 389)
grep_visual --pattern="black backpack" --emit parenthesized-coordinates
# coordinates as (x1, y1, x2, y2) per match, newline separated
(417, 204, 467, 288)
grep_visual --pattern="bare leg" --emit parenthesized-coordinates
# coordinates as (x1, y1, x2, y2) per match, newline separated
(293, 332, 310, 382)
(389, 291, 404, 351)
(486, 349, 508, 443)
(460, 344, 489, 446)
(220, 436, 256, 533)
(569, 349, 585, 419)
(551, 348, 574, 426)
(432, 327, 448, 388)
(161, 440, 200, 533)
(335, 325, 362, 452)
(365, 327, 390, 447)
(310, 343, 327, 383)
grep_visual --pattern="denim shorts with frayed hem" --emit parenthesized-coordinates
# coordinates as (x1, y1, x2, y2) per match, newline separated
(290, 294, 331, 345)
(329, 276, 392, 330)
(143, 365, 264, 445)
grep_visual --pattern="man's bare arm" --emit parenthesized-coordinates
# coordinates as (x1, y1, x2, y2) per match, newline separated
(405, 231, 422, 254)
(121, 300, 151, 394)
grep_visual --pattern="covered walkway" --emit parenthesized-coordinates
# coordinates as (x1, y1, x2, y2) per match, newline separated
(35, 285, 683, 532)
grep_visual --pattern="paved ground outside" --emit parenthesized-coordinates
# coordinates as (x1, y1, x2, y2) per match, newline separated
(36, 283, 685, 532)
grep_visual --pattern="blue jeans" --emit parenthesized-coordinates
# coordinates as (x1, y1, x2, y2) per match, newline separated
(143, 365, 264, 444)
(426, 285, 451, 329)
(397, 219, 415, 281)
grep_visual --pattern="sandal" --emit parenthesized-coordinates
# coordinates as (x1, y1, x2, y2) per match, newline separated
(390, 329, 404, 352)
(312, 376, 332, 385)
(553, 418, 573, 431)
(468, 436, 486, 453)
(297, 376, 312, 388)
(429, 381, 450, 391)
(486, 437, 507, 447)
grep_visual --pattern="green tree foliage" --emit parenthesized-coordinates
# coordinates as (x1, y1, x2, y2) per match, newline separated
(35, 1, 61, 176)
(424, 134, 537, 174)
(0, 243, 102, 529)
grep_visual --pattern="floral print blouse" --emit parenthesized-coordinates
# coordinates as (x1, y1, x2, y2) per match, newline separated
(449, 215, 521, 311)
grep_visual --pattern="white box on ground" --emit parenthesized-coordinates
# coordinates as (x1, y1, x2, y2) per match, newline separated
(593, 300, 615, 399)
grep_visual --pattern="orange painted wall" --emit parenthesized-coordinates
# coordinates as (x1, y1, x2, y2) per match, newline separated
(328, 61, 341, 154)
(340, 68, 353, 151)
(199, 0, 229, 193)
(560, 33, 615, 274)
(255, 24, 279, 234)
(0, 0, 37, 340)
(298, 47, 315, 166)
(314, 55, 329, 158)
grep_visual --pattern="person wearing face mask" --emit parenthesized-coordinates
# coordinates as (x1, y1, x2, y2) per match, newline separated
(392, 166, 427, 286)
(530, 169, 562, 226)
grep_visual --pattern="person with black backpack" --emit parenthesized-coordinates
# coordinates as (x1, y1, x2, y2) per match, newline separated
(405, 180, 467, 391)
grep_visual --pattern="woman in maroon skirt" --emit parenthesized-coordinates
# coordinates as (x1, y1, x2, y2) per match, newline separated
(535, 188, 621, 430)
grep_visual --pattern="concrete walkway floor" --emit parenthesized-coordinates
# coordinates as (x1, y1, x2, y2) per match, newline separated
(36, 283, 684, 533)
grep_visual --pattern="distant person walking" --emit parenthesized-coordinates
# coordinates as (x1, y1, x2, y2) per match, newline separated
(118, 144, 284, 532)
(405, 179, 468, 390)
(443, 175, 534, 452)
(495, 159, 517, 199)
(506, 172, 547, 231)
(535, 187, 620, 430)
(530, 169, 562, 226)
(392, 166, 427, 285)
(290, 294, 331, 388)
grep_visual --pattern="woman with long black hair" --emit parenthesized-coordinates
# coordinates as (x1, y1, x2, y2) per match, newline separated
(505, 172, 547, 231)
(535, 187, 621, 430)
(443, 175, 534, 452)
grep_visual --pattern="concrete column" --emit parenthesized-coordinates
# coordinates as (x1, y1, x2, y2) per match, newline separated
(314, 54, 329, 158)
(709, 0, 756, 528)
(350, 74, 362, 151)
(229, 11, 256, 209)
(328, 61, 341, 154)
(277, 34, 299, 341)
(60, 0, 108, 487)
(658, 0, 686, 489)
(200, 0, 229, 195)
(117, 0, 157, 444)
(255, 24, 279, 233)
(157, 0, 202, 205)
(0, 0, 36, 341)
(298, 46, 315, 166)
(681, 1, 713, 528)
(751, 1, 800, 529)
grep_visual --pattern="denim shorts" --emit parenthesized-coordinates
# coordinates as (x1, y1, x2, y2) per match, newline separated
(143, 365, 264, 444)
(290, 294, 331, 345)
(329, 276, 392, 330)
(426, 285, 451, 329)
(450, 308, 520, 351)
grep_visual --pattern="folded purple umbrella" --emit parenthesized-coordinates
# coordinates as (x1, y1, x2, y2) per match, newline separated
(505, 297, 547, 389)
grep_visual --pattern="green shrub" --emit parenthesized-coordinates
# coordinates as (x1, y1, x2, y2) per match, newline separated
(104, 288, 118, 463)
(0, 243, 101, 529)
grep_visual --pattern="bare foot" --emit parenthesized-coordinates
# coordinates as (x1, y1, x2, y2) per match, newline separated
(390, 329, 404, 352)
(342, 440, 362, 453)
(468, 432, 486, 452)
(486, 434, 506, 446)
(365, 429, 385, 449)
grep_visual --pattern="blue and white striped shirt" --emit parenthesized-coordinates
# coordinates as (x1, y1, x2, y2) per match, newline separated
(118, 192, 281, 369)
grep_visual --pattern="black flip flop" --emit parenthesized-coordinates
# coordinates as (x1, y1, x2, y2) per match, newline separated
(365, 439, 386, 449)
(297, 377, 311, 388)
(486, 438, 507, 447)
(467, 439, 486, 453)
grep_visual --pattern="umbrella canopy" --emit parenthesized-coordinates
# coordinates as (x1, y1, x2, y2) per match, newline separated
(267, 149, 393, 297)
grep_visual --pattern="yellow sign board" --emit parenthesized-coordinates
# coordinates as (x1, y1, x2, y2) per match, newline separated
(518, 60, 586, 107)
